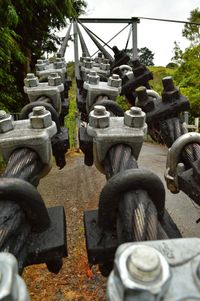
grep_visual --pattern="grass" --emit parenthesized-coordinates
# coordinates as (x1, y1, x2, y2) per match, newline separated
(65, 80, 78, 150)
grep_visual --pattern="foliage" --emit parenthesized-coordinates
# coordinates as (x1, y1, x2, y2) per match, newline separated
(173, 44, 200, 116)
(116, 95, 129, 111)
(182, 8, 200, 45)
(0, 0, 86, 113)
(171, 8, 200, 117)
(0, 1, 25, 111)
(125, 46, 154, 66)
(166, 62, 178, 69)
(171, 41, 184, 65)
(149, 66, 176, 95)
(67, 61, 75, 79)
(138, 47, 154, 66)
(65, 79, 78, 149)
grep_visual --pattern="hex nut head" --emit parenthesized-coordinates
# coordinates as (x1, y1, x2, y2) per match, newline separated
(89, 105, 110, 128)
(107, 74, 122, 87)
(29, 106, 52, 129)
(24, 73, 39, 87)
(84, 58, 93, 69)
(124, 106, 145, 128)
(114, 244, 170, 300)
(0, 111, 13, 133)
(48, 72, 62, 86)
(35, 59, 46, 71)
(54, 58, 64, 69)
(100, 62, 110, 71)
(87, 70, 100, 85)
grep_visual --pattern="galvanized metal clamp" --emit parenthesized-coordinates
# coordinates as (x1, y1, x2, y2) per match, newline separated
(107, 238, 200, 301)
(24, 72, 64, 114)
(0, 253, 30, 301)
(0, 107, 56, 175)
(165, 132, 200, 194)
(85, 105, 147, 173)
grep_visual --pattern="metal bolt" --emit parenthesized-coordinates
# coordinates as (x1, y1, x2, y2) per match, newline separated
(87, 70, 100, 85)
(0, 252, 30, 301)
(37, 59, 43, 64)
(32, 106, 46, 116)
(135, 86, 148, 103)
(0, 111, 13, 133)
(102, 58, 109, 64)
(89, 105, 110, 128)
(84, 57, 93, 69)
(94, 105, 106, 116)
(35, 59, 46, 71)
(26, 73, 35, 79)
(124, 106, 145, 128)
(0, 110, 7, 119)
(54, 58, 64, 69)
(100, 62, 110, 71)
(162, 76, 175, 92)
(24, 73, 39, 87)
(127, 245, 161, 282)
(130, 107, 142, 115)
(107, 74, 122, 88)
(48, 72, 62, 86)
(29, 106, 52, 129)
(112, 74, 119, 80)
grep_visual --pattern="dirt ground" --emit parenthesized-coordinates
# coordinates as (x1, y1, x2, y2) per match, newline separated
(23, 150, 107, 301)
(23, 142, 200, 300)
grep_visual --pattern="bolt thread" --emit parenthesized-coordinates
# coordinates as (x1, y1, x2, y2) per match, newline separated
(32, 106, 45, 116)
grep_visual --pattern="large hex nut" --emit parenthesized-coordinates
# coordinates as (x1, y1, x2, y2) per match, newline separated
(107, 74, 122, 88)
(0, 111, 13, 133)
(89, 105, 110, 128)
(35, 59, 46, 71)
(100, 62, 110, 71)
(109, 243, 170, 300)
(24, 73, 39, 87)
(48, 72, 62, 86)
(86, 70, 100, 85)
(29, 106, 52, 129)
(54, 58, 64, 69)
(84, 57, 93, 69)
(124, 107, 145, 128)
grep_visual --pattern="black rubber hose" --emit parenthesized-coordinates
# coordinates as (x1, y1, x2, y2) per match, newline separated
(20, 100, 61, 133)
(160, 117, 200, 168)
(0, 148, 46, 272)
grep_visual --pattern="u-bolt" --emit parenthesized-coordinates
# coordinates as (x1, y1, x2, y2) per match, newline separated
(165, 132, 200, 193)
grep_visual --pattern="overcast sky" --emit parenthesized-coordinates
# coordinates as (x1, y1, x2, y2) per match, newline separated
(62, 0, 199, 66)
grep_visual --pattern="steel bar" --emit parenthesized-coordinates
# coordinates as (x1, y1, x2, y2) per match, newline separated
(59, 23, 72, 57)
(76, 23, 90, 57)
(91, 23, 131, 57)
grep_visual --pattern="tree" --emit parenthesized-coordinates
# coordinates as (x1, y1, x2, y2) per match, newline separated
(171, 41, 183, 65)
(182, 8, 200, 45)
(0, 0, 86, 111)
(172, 8, 200, 116)
(174, 44, 200, 116)
(12, 0, 86, 96)
(0, 1, 25, 111)
(125, 47, 154, 66)
(138, 47, 154, 66)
